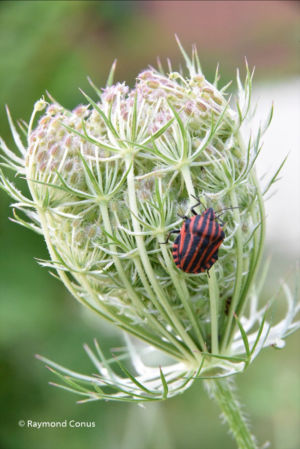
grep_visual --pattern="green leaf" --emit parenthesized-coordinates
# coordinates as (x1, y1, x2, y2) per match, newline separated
(79, 89, 120, 140)
(234, 314, 250, 368)
(263, 154, 288, 195)
(131, 92, 138, 142)
(175, 34, 193, 74)
(192, 43, 202, 73)
(78, 151, 102, 195)
(201, 352, 247, 363)
(250, 309, 268, 357)
(167, 100, 189, 159)
(159, 367, 169, 399)
(106, 59, 117, 87)
(112, 356, 157, 396)
(46, 366, 91, 394)
(87, 76, 102, 98)
(62, 120, 121, 153)
(11, 208, 42, 235)
(213, 63, 220, 88)
(5, 105, 26, 156)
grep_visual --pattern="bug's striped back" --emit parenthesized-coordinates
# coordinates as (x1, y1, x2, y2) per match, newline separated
(172, 208, 225, 274)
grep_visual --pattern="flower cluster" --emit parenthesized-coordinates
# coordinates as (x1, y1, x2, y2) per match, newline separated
(0, 44, 298, 408)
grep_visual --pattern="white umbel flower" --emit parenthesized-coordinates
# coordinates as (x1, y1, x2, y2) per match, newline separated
(1, 40, 298, 449)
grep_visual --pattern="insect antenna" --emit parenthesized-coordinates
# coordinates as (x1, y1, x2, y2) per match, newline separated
(215, 206, 240, 220)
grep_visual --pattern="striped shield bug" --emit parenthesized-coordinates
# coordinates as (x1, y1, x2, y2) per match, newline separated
(162, 196, 235, 274)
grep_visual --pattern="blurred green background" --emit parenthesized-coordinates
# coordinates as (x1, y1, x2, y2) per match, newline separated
(0, 1, 299, 449)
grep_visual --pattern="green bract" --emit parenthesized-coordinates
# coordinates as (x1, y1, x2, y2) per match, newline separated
(0, 44, 298, 413)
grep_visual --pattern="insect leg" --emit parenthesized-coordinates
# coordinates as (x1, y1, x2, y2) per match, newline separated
(190, 195, 204, 215)
(216, 218, 225, 227)
(160, 230, 180, 244)
(177, 213, 189, 220)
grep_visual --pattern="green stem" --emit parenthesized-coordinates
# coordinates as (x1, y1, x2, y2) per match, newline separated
(205, 378, 258, 449)
(159, 236, 207, 352)
(38, 205, 184, 362)
(100, 202, 194, 361)
(41, 213, 168, 355)
(235, 170, 265, 317)
(208, 267, 219, 353)
(125, 154, 200, 360)
(220, 188, 244, 352)
(225, 133, 266, 347)
(180, 164, 208, 351)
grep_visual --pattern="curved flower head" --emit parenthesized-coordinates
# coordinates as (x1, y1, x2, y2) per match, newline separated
(1, 43, 299, 404)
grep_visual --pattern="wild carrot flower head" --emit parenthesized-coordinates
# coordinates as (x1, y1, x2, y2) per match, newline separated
(1, 41, 298, 403)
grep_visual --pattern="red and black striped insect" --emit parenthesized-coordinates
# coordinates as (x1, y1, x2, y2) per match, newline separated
(162, 196, 227, 274)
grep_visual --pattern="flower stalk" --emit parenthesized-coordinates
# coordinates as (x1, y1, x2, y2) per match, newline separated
(205, 378, 259, 449)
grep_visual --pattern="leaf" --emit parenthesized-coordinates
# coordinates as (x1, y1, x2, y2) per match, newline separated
(263, 154, 288, 195)
(79, 89, 119, 140)
(192, 43, 202, 74)
(201, 352, 247, 363)
(175, 34, 193, 74)
(106, 59, 117, 87)
(213, 63, 220, 88)
(5, 106, 26, 156)
(250, 310, 268, 357)
(234, 314, 250, 368)
(131, 92, 138, 141)
(159, 367, 169, 399)
(87, 76, 102, 98)
(167, 100, 189, 159)
(78, 151, 101, 195)
(141, 116, 175, 146)
(10, 209, 42, 235)
(112, 356, 157, 396)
